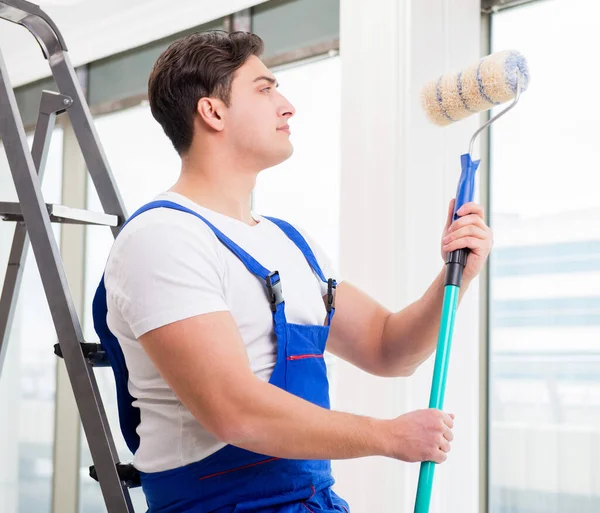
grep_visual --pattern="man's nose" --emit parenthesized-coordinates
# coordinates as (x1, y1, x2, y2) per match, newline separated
(279, 95, 296, 118)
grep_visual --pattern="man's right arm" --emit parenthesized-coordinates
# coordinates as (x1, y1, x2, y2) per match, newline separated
(139, 311, 454, 463)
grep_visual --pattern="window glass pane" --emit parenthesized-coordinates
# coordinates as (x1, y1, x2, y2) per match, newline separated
(253, 0, 339, 59)
(0, 128, 63, 513)
(88, 20, 224, 107)
(489, 2, 600, 512)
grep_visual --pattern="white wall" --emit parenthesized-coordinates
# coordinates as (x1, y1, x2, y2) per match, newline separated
(0, 0, 269, 87)
(334, 1, 482, 512)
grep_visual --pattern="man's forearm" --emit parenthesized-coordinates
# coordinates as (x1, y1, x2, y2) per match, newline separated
(378, 266, 471, 377)
(220, 377, 390, 461)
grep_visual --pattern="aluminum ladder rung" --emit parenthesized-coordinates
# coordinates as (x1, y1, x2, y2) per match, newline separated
(0, 201, 120, 226)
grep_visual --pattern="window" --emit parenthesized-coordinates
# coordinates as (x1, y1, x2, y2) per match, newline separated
(489, 1, 600, 512)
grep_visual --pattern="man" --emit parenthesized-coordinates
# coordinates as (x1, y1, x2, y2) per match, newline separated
(94, 31, 493, 512)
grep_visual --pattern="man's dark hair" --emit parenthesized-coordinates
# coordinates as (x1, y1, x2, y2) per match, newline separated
(148, 30, 264, 154)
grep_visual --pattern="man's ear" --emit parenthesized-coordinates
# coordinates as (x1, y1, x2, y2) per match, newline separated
(197, 97, 225, 132)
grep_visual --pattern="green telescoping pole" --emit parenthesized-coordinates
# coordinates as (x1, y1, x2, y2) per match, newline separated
(412, 153, 479, 513)
(413, 248, 467, 513)
(413, 277, 461, 513)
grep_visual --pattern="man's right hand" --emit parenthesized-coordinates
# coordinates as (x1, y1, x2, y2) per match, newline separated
(381, 409, 455, 464)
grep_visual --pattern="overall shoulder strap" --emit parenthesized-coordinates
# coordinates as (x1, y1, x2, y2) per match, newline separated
(263, 216, 327, 283)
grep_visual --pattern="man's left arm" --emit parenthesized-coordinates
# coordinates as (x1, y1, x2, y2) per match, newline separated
(325, 200, 493, 377)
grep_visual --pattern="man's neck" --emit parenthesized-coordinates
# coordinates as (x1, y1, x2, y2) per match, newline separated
(171, 153, 259, 226)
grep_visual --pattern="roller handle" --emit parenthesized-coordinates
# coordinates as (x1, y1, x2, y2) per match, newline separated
(452, 153, 480, 221)
(447, 153, 480, 287)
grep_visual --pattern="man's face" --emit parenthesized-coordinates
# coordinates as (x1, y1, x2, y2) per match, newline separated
(225, 55, 296, 170)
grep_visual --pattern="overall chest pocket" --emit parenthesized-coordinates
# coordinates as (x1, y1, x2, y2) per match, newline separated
(284, 323, 331, 409)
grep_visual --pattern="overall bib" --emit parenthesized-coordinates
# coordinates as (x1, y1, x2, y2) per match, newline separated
(93, 200, 350, 513)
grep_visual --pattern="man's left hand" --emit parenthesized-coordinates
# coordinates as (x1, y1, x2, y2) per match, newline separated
(440, 199, 494, 284)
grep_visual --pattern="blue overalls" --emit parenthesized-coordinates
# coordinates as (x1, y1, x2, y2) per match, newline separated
(92, 200, 350, 513)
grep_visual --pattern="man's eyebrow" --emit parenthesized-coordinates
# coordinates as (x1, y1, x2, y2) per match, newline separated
(253, 75, 279, 87)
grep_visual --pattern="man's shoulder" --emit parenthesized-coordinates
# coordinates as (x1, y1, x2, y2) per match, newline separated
(108, 205, 221, 266)
(121, 205, 216, 240)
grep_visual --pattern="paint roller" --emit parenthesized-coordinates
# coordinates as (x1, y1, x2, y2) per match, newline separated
(413, 50, 530, 513)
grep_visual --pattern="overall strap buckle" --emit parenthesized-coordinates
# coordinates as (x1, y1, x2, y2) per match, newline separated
(266, 271, 284, 312)
(326, 278, 337, 313)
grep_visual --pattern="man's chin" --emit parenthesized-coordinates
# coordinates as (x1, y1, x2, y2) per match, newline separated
(283, 143, 294, 160)
(266, 145, 294, 169)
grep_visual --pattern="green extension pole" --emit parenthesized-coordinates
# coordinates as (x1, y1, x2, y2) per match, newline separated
(413, 278, 461, 513)
(412, 152, 479, 512)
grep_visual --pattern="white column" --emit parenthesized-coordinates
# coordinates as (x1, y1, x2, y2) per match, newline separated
(335, 1, 482, 512)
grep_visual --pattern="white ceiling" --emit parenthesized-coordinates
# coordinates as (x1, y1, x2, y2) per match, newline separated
(0, 0, 268, 87)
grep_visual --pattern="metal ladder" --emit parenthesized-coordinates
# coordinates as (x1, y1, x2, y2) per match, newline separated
(0, 1, 137, 511)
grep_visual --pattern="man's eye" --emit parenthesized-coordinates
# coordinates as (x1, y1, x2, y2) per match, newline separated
(262, 87, 271, 93)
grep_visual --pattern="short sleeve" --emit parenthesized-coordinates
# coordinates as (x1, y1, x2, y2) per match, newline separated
(105, 212, 229, 338)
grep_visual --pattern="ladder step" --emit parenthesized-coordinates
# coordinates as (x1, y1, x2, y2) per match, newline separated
(54, 342, 111, 367)
(90, 463, 141, 489)
(0, 202, 119, 226)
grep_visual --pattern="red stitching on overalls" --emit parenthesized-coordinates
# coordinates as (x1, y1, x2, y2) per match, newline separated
(341, 506, 349, 513)
(198, 457, 279, 481)
(287, 354, 324, 360)
(300, 486, 316, 512)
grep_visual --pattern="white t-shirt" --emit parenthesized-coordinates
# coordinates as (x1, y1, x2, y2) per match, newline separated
(104, 191, 342, 473)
